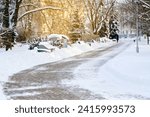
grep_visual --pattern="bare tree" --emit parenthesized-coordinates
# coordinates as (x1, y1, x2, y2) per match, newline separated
(83, 0, 104, 34)
(123, 0, 150, 36)
(83, 0, 116, 37)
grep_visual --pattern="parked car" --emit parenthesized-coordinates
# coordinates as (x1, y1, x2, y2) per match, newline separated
(37, 42, 56, 52)
(47, 34, 69, 48)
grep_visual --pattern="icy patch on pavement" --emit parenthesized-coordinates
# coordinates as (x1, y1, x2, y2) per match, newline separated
(5, 84, 55, 99)
(7, 92, 41, 98)
(5, 84, 51, 92)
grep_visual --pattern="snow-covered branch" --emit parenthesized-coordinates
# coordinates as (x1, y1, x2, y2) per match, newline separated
(139, 0, 150, 9)
(17, 6, 63, 21)
(19, 3, 37, 8)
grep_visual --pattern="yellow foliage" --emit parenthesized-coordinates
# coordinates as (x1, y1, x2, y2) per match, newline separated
(18, 0, 85, 39)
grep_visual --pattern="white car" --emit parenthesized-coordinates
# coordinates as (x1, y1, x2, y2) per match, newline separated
(37, 42, 56, 52)
(47, 34, 69, 48)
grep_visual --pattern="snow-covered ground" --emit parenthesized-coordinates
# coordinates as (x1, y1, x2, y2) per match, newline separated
(64, 37, 150, 99)
(0, 39, 113, 99)
(1, 37, 150, 100)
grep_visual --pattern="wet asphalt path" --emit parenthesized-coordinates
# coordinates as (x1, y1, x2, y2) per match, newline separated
(3, 41, 131, 100)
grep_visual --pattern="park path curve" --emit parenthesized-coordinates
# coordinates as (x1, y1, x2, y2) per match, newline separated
(3, 41, 130, 100)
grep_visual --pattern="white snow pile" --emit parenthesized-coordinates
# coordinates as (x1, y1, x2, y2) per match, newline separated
(64, 38, 150, 99)
(0, 39, 113, 99)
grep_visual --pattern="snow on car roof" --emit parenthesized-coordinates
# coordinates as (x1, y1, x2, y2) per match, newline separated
(48, 34, 69, 40)
(39, 42, 56, 49)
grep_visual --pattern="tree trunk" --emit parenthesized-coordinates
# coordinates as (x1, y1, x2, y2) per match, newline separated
(2, 0, 9, 28)
(147, 35, 149, 45)
(11, 0, 23, 27)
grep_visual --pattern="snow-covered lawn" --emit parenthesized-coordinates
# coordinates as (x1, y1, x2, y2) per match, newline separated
(0, 39, 113, 99)
(64, 38, 150, 99)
